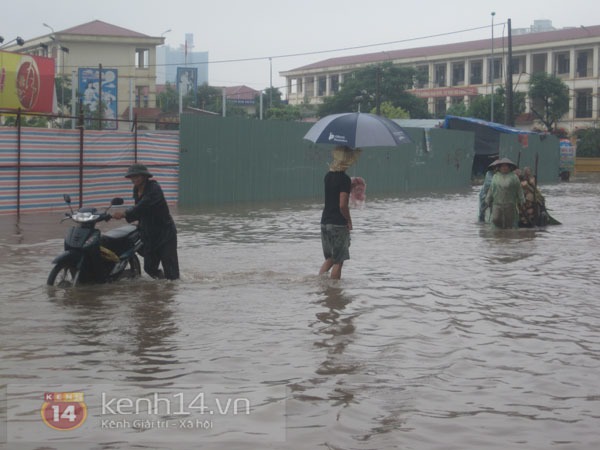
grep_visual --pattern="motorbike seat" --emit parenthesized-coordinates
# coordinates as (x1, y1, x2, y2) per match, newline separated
(103, 225, 138, 242)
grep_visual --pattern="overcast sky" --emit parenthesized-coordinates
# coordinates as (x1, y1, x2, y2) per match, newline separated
(2, 0, 597, 93)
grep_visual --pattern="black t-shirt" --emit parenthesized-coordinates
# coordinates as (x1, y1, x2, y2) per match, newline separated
(321, 171, 351, 225)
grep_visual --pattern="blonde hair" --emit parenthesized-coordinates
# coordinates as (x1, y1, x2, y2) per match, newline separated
(329, 146, 361, 172)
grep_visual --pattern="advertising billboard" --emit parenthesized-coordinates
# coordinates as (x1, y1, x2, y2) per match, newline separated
(0, 50, 55, 113)
(78, 67, 118, 129)
(176, 67, 197, 99)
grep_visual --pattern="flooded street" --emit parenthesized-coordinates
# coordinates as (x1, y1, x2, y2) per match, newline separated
(1, 174, 599, 450)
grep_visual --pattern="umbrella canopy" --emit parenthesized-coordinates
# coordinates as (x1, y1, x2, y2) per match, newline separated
(303, 112, 412, 148)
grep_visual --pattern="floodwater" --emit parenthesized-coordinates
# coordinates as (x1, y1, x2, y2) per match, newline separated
(1, 174, 599, 450)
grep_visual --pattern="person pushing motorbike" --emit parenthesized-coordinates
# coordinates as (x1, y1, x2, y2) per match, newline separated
(112, 164, 180, 280)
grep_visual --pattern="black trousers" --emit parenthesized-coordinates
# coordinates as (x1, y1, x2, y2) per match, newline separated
(143, 237, 180, 280)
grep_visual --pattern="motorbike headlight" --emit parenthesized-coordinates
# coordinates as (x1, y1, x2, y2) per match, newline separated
(72, 212, 100, 223)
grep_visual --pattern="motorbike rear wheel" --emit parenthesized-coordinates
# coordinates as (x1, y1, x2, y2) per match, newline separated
(120, 255, 141, 280)
(47, 262, 80, 287)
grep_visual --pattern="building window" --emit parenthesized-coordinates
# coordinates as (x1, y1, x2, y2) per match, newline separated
(317, 76, 326, 96)
(452, 62, 465, 86)
(576, 50, 592, 77)
(434, 64, 446, 87)
(511, 55, 526, 74)
(135, 86, 149, 108)
(414, 65, 428, 88)
(135, 48, 149, 69)
(556, 52, 570, 75)
(470, 60, 483, 85)
(435, 98, 446, 118)
(489, 58, 502, 81)
(575, 89, 593, 118)
(532, 53, 547, 74)
(297, 78, 303, 93)
(330, 74, 339, 94)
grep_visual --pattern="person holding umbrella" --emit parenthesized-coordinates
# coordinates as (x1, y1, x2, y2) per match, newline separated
(304, 112, 411, 278)
(319, 145, 361, 279)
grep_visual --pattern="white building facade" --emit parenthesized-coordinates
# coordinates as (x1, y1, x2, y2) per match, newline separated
(281, 23, 600, 132)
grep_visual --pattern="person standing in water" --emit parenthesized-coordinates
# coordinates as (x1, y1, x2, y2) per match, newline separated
(112, 163, 180, 280)
(485, 158, 525, 229)
(319, 146, 361, 279)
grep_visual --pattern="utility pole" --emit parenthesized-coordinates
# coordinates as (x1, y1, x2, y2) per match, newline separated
(490, 11, 496, 122)
(375, 66, 381, 116)
(505, 18, 514, 126)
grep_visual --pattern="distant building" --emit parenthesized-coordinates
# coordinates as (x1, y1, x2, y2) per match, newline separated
(156, 33, 209, 86)
(281, 21, 600, 132)
(3, 20, 164, 129)
(222, 85, 259, 115)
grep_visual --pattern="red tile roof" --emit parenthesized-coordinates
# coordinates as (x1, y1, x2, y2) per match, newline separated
(222, 85, 259, 100)
(285, 25, 600, 73)
(60, 20, 151, 38)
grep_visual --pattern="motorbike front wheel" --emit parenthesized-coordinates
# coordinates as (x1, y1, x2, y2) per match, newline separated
(47, 262, 80, 287)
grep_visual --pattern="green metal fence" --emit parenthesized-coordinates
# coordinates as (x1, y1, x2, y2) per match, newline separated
(178, 115, 475, 207)
(498, 133, 561, 184)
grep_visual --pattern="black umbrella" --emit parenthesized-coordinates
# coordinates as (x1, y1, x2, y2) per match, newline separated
(303, 112, 412, 148)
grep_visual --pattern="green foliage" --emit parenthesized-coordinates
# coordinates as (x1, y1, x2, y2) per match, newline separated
(446, 101, 468, 117)
(2, 115, 49, 128)
(265, 105, 302, 121)
(55, 76, 73, 116)
(462, 86, 526, 124)
(196, 83, 222, 112)
(371, 101, 409, 119)
(157, 82, 180, 113)
(254, 87, 286, 118)
(317, 63, 430, 119)
(574, 128, 600, 157)
(257, 87, 283, 109)
(157, 82, 207, 113)
(528, 72, 570, 132)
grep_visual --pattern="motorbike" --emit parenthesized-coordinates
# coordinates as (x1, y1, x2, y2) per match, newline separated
(47, 194, 143, 287)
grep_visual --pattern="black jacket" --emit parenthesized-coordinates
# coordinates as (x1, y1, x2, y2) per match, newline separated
(125, 179, 176, 250)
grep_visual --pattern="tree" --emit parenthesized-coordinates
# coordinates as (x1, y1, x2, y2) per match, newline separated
(196, 83, 222, 112)
(55, 76, 73, 116)
(465, 86, 526, 124)
(317, 63, 430, 119)
(157, 82, 180, 113)
(528, 72, 570, 133)
(258, 87, 283, 109)
(574, 128, 600, 157)
(371, 101, 409, 119)
(254, 87, 286, 118)
(265, 105, 302, 120)
(446, 101, 468, 117)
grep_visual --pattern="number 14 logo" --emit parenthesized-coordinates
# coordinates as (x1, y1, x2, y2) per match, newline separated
(41, 392, 87, 431)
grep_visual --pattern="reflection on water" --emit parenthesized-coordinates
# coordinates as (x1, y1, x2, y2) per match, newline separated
(1, 174, 600, 449)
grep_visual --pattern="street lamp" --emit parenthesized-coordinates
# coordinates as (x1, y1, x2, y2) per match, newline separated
(43, 23, 69, 119)
(0, 36, 25, 48)
(490, 11, 496, 122)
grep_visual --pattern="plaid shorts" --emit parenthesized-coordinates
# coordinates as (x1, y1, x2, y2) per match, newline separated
(321, 224, 350, 263)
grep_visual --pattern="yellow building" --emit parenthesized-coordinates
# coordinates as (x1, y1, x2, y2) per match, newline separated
(281, 22, 600, 132)
(3, 20, 164, 129)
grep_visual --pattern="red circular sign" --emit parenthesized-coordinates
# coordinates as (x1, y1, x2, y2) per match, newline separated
(15, 57, 40, 110)
(41, 401, 88, 431)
